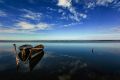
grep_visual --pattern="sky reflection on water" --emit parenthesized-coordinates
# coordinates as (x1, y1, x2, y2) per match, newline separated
(0, 42, 120, 80)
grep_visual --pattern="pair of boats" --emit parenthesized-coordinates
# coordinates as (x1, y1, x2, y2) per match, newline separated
(13, 44, 44, 71)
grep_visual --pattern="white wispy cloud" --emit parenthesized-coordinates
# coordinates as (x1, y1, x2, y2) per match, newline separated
(57, 0, 87, 22)
(86, 2, 96, 9)
(79, 13, 87, 19)
(0, 28, 19, 33)
(16, 21, 34, 30)
(63, 22, 82, 27)
(36, 23, 52, 30)
(0, 10, 7, 16)
(68, 8, 87, 21)
(21, 9, 42, 20)
(85, 0, 120, 9)
(0, 23, 27, 33)
(0, 21, 52, 33)
(69, 7, 80, 21)
(111, 26, 120, 32)
(112, 1, 120, 11)
(57, 0, 72, 8)
(47, 7, 57, 11)
(96, 0, 114, 6)
(16, 21, 52, 31)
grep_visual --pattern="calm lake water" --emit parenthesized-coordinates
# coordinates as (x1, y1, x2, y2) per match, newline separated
(0, 42, 120, 80)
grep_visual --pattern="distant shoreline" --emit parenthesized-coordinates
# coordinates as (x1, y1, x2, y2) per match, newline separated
(0, 40, 120, 43)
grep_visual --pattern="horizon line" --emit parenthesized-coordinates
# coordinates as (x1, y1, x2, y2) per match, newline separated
(0, 40, 120, 42)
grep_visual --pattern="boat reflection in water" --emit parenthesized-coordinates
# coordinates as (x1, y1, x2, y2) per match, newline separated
(13, 44, 44, 72)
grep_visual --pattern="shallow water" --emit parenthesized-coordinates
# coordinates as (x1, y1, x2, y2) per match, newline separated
(0, 42, 120, 80)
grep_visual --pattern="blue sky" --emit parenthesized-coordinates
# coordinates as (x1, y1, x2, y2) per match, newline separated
(0, 0, 120, 40)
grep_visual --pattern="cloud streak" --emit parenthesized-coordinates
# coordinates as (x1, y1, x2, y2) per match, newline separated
(21, 9, 42, 20)
(0, 21, 53, 33)
(0, 10, 7, 17)
(85, 0, 120, 9)
(57, 0, 87, 22)
(57, 0, 72, 8)
(96, 0, 114, 6)
(16, 21, 52, 30)
(63, 22, 82, 27)
(111, 26, 120, 32)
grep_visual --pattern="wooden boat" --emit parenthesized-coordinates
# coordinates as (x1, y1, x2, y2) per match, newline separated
(13, 44, 44, 72)
(13, 44, 44, 62)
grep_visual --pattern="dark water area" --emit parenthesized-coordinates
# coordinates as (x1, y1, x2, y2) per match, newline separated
(0, 42, 120, 80)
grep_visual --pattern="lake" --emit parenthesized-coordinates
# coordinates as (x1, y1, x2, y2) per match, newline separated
(0, 42, 120, 80)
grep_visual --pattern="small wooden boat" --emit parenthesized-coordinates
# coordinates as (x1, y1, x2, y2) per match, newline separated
(13, 44, 44, 72)
(13, 44, 44, 62)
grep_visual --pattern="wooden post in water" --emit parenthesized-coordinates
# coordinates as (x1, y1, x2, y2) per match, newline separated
(13, 44, 20, 71)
